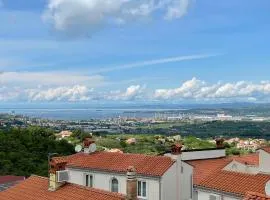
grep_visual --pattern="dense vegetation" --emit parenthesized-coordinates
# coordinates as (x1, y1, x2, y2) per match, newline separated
(127, 121, 270, 140)
(0, 127, 74, 177)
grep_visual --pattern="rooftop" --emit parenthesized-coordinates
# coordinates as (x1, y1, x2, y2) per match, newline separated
(54, 151, 175, 177)
(243, 192, 270, 200)
(186, 153, 259, 185)
(261, 147, 270, 154)
(198, 170, 270, 197)
(0, 176, 25, 185)
(0, 175, 125, 200)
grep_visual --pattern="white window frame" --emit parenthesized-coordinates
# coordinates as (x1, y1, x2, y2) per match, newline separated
(137, 180, 147, 199)
(110, 177, 119, 193)
(209, 194, 221, 200)
(84, 173, 94, 187)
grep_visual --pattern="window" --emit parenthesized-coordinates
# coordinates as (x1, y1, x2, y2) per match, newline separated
(111, 178, 119, 193)
(84, 174, 93, 187)
(209, 194, 220, 200)
(138, 181, 147, 198)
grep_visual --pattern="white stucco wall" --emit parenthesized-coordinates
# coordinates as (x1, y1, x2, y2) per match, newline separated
(162, 154, 193, 200)
(197, 190, 240, 200)
(223, 160, 259, 174)
(259, 149, 270, 173)
(66, 167, 160, 200)
(180, 161, 193, 200)
(161, 162, 178, 200)
(181, 149, 226, 161)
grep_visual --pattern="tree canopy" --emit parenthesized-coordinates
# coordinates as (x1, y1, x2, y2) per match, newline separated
(0, 127, 74, 177)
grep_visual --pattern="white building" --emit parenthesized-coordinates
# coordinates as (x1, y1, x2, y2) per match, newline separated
(51, 139, 193, 200)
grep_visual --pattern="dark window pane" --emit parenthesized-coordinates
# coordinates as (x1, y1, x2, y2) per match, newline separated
(85, 174, 89, 186)
(142, 181, 146, 197)
(90, 175, 93, 187)
(111, 178, 118, 193)
(138, 181, 141, 196)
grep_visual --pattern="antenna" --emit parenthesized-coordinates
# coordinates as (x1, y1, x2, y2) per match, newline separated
(75, 145, 82, 153)
(265, 180, 270, 196)
(89, 143, 97, 153)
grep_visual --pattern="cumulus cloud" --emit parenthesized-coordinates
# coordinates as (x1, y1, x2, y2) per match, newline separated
(43, 0, 191, 37)
(27, 85, 92, 102)
(155, 78, 270, 101)
(105, 85, 144, 100)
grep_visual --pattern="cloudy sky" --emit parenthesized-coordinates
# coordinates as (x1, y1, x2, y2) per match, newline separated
(1, 0, 270, 104)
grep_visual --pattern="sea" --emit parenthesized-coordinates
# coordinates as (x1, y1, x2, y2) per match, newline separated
(0, 103, 188, 120)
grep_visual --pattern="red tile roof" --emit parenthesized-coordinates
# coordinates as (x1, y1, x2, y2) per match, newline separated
(187, 158, 231, 185)
(262, 147, 270, 154)
(0, 175, 125, 200)
(232, 153, 259, 166)
(198, 171, 270, 196)
(186, 153, 259, 185)
(244, 192, 270, 200)
(54, 151, 175, 177)
(0, 176, 25, 184)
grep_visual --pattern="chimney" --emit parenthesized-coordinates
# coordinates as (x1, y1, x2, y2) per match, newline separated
(83, 137, 95, 153)
(126, 166, 137, 200)
(48, 158, 67, 191)
(171, 143, 183, 155)
(215, 138, 225, 149)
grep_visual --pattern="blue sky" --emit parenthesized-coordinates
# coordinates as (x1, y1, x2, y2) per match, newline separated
(1, 0, 270, 103)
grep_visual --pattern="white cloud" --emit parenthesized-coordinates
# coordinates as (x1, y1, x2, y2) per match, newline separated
(0, 71, 104, 87)
(154, 78, 270, 101)
(165, 0, 190, 20)
(43, 0, 191, 37)
(27, 85, 92, 102)
(105, 85, 144, 100)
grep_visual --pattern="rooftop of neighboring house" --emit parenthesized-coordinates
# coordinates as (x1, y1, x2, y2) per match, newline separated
(0, 176, 25, 185)
(198, 170, 270, 197)
(0, 175, 125, 200)
(186, 153, 259, 185)
(187, 151, 270, 197)
(243, 192, 270, 200)
(0, 176, 25, 192)
(261, 146, 270, 153)
(53, 151, 175, 177)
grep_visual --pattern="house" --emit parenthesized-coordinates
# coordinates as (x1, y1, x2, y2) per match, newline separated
(56, 131, 73, 139)
(49, 138, 193, 200)
(0, 176, 25, 191)
(0, 175, 125, 200)
(186, 146, 270, 200)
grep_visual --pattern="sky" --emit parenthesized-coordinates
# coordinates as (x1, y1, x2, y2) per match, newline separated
(1, 0, 270, 104)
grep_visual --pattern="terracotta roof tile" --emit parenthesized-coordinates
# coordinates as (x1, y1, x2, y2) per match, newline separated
(198, 171, 270, 196)
(55, 151, 175, 177)
(186, 153, 259, 185)
(244, 192, 270, 200)
(187, 158, 231, 185)
(0, 176, 25, 184)
(261, 147, 270, 154)
(0, 175, 125, 200)
(231, 153, 259, 166)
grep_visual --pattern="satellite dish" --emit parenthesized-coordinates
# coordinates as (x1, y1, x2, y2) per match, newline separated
(75, 145, 82, 153)
(89, 143, 97, 153)
(265, 180, 270, 196)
